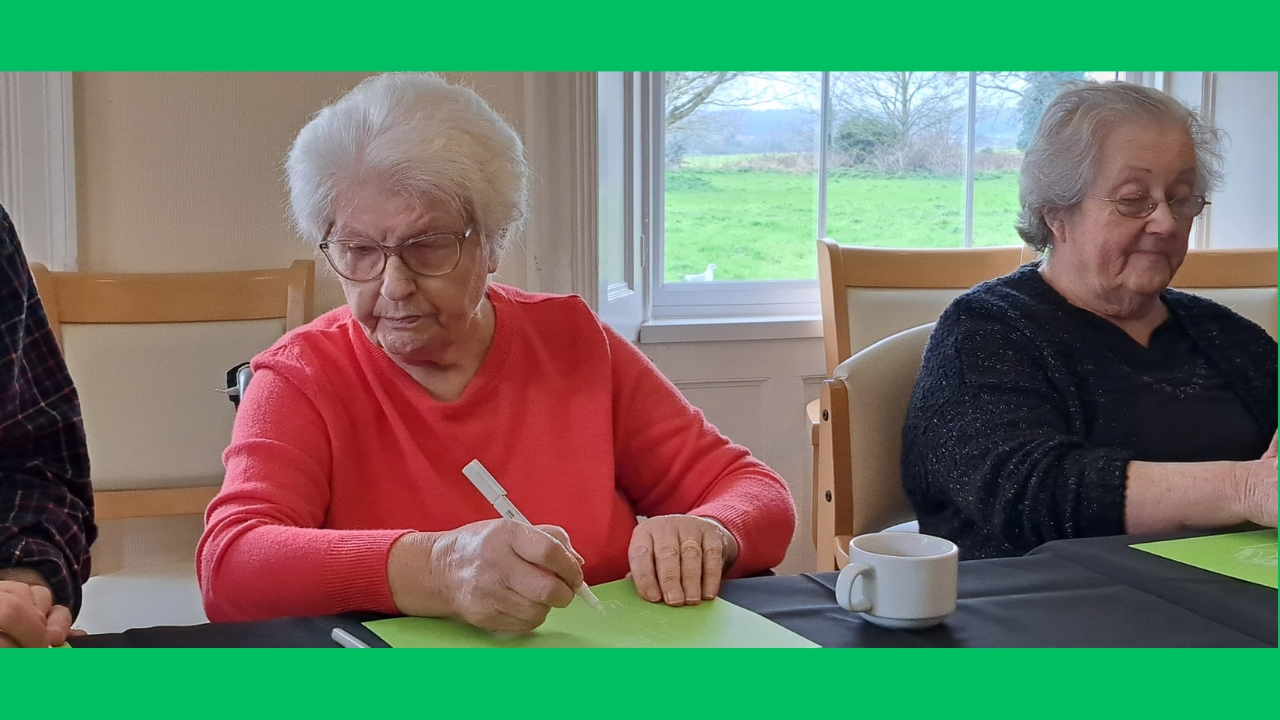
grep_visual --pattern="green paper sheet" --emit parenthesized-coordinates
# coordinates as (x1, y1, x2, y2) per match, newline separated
(1132, 529, 1278, 589)
(364, 579, 819, 648)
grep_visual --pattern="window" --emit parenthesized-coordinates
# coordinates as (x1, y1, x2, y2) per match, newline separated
(649, 71, 1119, 320)
(598, 71, 1275, 337)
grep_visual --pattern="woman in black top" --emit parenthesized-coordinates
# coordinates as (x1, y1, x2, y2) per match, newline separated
(902, 81, 1277, 559)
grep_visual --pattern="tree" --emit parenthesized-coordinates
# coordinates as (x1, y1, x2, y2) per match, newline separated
(832, 115, 896, 165)
(1014, 72, 1086, 150)
(665, 72, 748, 128)
(828, 72, 966, 173)
(976, 72, 1087, 150)
(664, 72, 802, 129)
(831, 72, 965, 142)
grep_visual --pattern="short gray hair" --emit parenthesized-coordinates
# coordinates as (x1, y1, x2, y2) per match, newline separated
(285, 73, 529, 265)
(1016, 80, 1226, 252)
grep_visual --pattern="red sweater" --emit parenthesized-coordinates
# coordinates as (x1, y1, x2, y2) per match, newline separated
(197, 284, 795, 621)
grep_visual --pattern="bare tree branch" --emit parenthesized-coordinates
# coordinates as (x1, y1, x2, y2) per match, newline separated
(664, 72, 803, 129)
(832, 72, 965, 141)
(666, 72, 741, 126)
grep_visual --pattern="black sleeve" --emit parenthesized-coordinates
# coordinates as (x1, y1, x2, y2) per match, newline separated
(902, 297, 1132, 556)
(0, 204, 95, 613)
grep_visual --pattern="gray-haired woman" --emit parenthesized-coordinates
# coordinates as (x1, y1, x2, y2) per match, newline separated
(902, 80, 1277, 559)
(197, 73, 796, 630)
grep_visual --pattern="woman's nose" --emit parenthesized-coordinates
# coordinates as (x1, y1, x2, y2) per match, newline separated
(380, 255, 416, 300)
(1145, 199, 1181, 234)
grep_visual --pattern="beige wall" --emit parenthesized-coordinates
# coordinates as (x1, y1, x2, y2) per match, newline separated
(72, 72, 528, 312)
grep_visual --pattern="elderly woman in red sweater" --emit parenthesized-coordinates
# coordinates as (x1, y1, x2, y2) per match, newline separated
(197, 73, 795, 633)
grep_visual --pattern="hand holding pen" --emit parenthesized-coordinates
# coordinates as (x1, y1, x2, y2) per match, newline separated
(462, 460, 602, 611)
(385, 516, 590, 635)
(381, 459, 599, 635)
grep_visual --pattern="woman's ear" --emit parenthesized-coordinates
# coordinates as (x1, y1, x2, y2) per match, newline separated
(1043, 208, 1069, 245)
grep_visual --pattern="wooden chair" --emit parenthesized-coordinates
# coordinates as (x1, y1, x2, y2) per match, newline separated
(1018, 245, 1278, 337)
(29, 260, 314, 633)
(1171, 248, 1278, 338)
(817, 323, 935, 570)
(810, 238, 1023, 569)
(30, 260, 315, 520)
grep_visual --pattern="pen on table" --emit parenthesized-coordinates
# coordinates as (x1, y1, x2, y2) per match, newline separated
(331, 627, 371, 648)
(462, 459, 604, 613)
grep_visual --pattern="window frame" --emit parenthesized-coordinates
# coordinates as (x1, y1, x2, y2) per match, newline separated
(643, 70, 1147, 324)
(646, 71, 824, 321)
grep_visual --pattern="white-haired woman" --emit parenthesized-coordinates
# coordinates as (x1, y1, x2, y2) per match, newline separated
(196, 73, 796, 632)
(902, 80, 1277, 560)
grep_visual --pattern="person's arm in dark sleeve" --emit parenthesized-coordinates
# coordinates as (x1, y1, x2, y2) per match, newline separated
(0, 205, 95, 614)
(903, 300, 1132, 554)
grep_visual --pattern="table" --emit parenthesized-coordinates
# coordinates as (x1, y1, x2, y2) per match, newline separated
(721, 534, 1275, 647)
(71, 533, 1276, 648)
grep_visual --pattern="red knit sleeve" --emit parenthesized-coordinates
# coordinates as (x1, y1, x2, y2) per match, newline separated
(196, 346, 410, 621)
(602, 323, 796, 576)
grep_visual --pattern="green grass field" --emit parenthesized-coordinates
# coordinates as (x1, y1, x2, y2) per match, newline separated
(665, 168, 1024, 281)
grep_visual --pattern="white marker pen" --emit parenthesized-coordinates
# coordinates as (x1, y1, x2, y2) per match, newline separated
(462, 459, 604, 613)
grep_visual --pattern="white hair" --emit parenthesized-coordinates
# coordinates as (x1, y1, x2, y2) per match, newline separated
(1016, 80, 1226, 253)
(285, 73, 528, 265)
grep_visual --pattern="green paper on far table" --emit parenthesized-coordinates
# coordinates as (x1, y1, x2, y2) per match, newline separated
(1132, 529, 1278, 588)
(364, 579, 819, 648)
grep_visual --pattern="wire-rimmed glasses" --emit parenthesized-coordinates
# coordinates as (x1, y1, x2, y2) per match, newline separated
(319, 222, 473, 282)
(1087, 194, 1211, 221)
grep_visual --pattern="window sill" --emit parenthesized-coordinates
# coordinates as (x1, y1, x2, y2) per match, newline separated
(639, 315, 824, 344)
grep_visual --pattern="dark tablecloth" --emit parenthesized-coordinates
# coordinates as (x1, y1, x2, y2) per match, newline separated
(72, 532, 1275, 648)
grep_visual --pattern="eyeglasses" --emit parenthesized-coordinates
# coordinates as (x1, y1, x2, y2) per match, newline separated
(318, 222, 473, 282)
(1087, 194, 1211, 221)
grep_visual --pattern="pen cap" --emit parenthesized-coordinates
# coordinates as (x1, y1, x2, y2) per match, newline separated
(462, 459, 507, 504)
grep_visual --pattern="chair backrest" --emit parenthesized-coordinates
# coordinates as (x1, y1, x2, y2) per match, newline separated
(817, 324, 934, 568)
(818, 238, 1024, 374)
(29, 260, 315, 522)
(1171, 248, 1278, 338)
(1019, 245, 1278, 338)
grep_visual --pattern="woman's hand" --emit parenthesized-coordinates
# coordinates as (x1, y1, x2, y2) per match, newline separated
(1231, 436, 1279, 527)
(0, 578, 75, 648)
(628, 515, 739, 607)
(387, 520, 585, 634)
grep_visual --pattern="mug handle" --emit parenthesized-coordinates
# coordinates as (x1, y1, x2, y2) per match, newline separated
(835, 563, 874, 613)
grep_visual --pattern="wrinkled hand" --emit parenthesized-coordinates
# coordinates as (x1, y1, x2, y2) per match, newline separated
(628, 515, 739, 607)
(0, 579, 75, 648)
(389, 520, 584, 634)
(1233, 445, 1278, 528)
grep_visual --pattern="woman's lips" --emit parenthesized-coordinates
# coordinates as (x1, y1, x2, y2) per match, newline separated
(379, 315, 423, 328)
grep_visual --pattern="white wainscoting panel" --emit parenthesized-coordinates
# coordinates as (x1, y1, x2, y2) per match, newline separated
(645, 336, 825, 575)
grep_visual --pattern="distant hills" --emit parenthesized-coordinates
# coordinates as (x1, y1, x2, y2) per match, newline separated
(672, 106, 1025, 157)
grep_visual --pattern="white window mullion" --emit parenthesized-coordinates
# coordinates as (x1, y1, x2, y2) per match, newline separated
(596, 72, 647, 339)
(962, 71, 977, 249)
(817, 71, 831, 238)
(647, 72, 667, 320)
(0, 72, 78, 270)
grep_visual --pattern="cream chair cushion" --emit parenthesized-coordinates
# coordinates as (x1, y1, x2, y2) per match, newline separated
(833, 323, 934, 538)
(63, 319, 285, 633)
(63, 319, 285, 490)
(1184, 287, 1278, 339)
(844, 288, 966, 357)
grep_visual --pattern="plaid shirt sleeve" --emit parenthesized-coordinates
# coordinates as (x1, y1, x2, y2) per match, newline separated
(0, 203, 95, 614)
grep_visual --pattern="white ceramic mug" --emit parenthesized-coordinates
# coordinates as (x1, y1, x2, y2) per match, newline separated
(834, 532, 958, 630)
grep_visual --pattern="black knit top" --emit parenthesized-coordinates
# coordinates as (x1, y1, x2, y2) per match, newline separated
(901, 264, 1278, 559)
